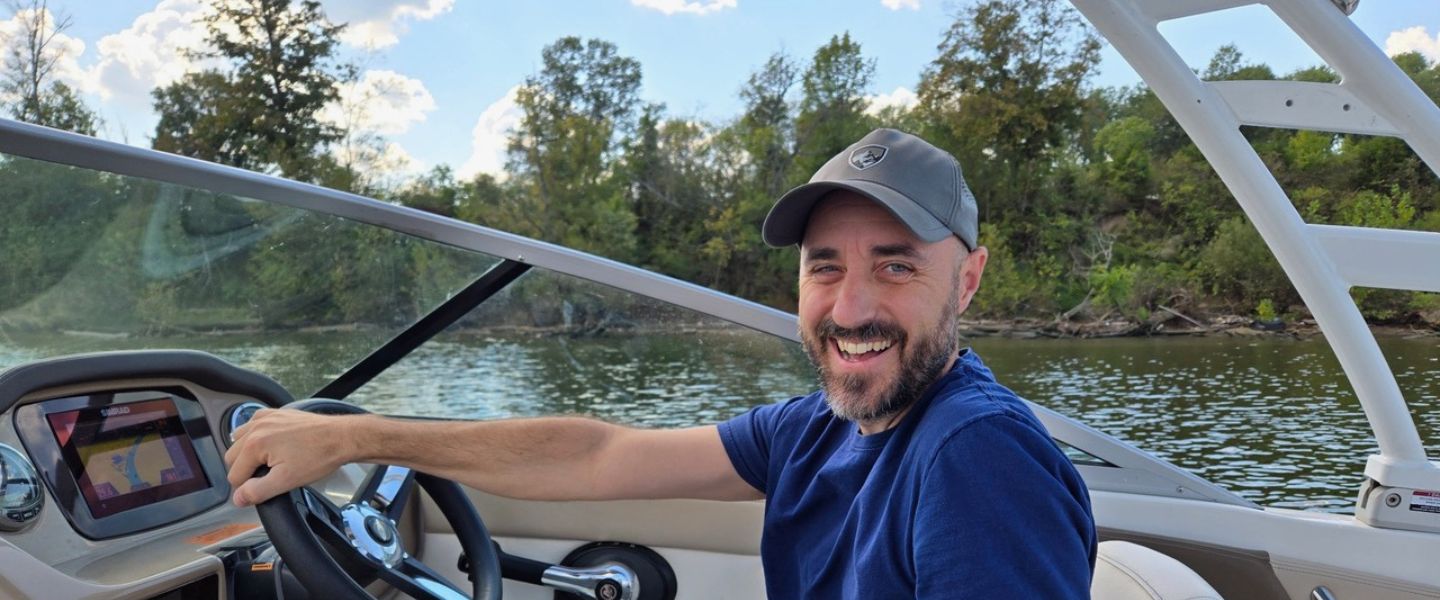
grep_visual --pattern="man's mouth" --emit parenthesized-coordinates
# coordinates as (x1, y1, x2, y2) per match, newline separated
(833, 338, 896, 362)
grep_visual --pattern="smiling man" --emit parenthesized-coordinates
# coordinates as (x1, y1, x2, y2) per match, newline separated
(717, 128, 1096, 597)
(226, 129, 1095, 599)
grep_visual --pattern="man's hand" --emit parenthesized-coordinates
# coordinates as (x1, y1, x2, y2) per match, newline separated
(223, 408, 366, 507)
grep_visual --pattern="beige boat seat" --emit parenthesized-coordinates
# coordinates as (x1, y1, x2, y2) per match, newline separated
(1092, 540, 1224, 600)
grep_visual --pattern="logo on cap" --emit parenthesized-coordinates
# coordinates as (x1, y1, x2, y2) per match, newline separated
(849, 145, 887, 170)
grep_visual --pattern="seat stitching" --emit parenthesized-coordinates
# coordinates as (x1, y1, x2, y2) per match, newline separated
(1097, 553, 1164, 600)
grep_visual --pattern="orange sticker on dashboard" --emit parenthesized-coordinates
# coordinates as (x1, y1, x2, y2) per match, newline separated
(186, 523, 260, 545)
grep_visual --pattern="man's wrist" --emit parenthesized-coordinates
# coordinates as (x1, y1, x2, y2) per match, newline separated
(341, 414, 382, 463)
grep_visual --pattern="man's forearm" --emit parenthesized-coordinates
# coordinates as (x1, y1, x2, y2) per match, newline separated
(226, 408, 753, 506)
(345, 415, 623, 501)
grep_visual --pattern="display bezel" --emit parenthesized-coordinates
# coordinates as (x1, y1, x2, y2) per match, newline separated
(14, 387, 230, 540)
(48, 396, 212, 519)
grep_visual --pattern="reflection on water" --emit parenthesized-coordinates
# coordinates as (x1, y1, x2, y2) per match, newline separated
(347, 330, 817, 427)
(975, 336, 1440, 513)
(2, 331, 1438, 514)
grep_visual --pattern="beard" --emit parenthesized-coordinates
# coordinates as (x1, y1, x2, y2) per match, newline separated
(801, 287, 961, 424)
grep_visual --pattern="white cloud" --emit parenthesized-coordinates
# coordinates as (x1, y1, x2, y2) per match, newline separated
(0, 7, 91, 98)
(324, 0, 454, 49)
(459, 85, 523, 179)
(630, 0, 737, 16)
(319, 69, 434, 181)
(1386, 26, 1440, 62)
(88, 0, 211, 108)
(87, 0, 455, 112)
(321, 69, 436, 135)
(865, 85, 918, 115)
(881, 0, 920, 10)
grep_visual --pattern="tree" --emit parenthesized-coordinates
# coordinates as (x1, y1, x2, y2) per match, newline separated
(1091, 115, 1156, 210)
(792, 33, 876, 184)
(1203, 44, 1276, 82)
(152, 71, 249, 166)
(397, 165, 463, 218)
(1, 0, 97, 134)
(151, 0, 348, 182)
(19, 81, 94, 133)
(622, 109, 733, 283)
(910, 0, 1101, 314)
(917, 0, 1101, 223)
(736, 52, 799, 198)
(505, 37, 643, 260)
(697, 53, 805, 306)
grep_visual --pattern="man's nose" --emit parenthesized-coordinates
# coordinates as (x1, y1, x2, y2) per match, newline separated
(829, 274, 879, 329)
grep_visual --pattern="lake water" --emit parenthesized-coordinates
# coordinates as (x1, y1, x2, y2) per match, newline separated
(3, 330, 1437, 514)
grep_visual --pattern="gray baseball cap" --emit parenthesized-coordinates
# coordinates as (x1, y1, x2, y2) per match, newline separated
(762, 128, 978, 250)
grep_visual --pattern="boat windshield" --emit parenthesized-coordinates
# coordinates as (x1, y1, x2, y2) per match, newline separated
(0, 152, 499, 394)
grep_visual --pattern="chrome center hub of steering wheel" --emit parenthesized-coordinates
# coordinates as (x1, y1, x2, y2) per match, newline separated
(340, 503, 403, 568)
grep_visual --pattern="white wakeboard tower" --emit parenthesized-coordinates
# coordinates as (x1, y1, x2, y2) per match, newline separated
(1068, 0, 1440, 532)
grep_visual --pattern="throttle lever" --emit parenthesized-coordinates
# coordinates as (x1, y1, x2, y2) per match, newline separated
(459, 543, 635, 600)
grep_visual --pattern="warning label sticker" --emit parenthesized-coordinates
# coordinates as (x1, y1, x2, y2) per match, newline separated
(1410, 490, 1440, 514)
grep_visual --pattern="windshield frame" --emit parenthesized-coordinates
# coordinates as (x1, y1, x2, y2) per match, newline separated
(0, 119, 800, 350)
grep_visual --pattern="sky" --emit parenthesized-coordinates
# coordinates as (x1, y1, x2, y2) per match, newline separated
(12, 0, 1440, 181)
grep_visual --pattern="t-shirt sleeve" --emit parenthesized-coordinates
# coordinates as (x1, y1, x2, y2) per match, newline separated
(914, 413, 1096, 598)
(716, 398, 795, 495)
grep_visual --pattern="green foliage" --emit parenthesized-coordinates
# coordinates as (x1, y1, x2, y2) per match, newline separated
(1286, 130, 1338, 173)
(1335, 188, 1416, 230)
(503, 37, 643, 262)
(1256, 299, 1277, 322)
(968, 235, 1047, 317)
(151, 0, 347, 181)
(14, 82, 98, 135)
(915, 0, 1103, 275)
(624, 115, 731, 284)
(736, 52, 800, 198)
(0, 159, 120, 313)
(397, 166, 463, 218)
(1090, 265, 1138, 314)
(792, 33, 877, 183)
(1092, 116, 1156, 209)
(1203, 44, 1276, 81)
(1200, 217, 1298, 311)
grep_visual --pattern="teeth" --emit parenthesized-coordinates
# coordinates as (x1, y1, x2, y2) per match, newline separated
(838, 340, 893, 355)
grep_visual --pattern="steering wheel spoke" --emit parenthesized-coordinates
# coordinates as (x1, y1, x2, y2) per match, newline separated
(353, 464, 414, 519)
(376, 556, 470, 600)
(298, 487, 351, 548)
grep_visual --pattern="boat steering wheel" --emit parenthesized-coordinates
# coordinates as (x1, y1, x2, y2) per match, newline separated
(254, 399, 502, 600)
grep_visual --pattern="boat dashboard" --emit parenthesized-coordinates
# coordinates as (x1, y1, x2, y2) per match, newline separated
(0, 350, 371, 600)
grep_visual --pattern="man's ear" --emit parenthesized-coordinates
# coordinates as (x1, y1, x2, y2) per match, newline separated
(954, 246, 988, 316)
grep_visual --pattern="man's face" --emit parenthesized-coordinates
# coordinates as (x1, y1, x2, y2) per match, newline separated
(797, 192, 987, 428)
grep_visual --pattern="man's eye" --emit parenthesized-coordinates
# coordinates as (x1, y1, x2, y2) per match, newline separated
(883, 263, 914, 274)
(811, 265, 839, 274)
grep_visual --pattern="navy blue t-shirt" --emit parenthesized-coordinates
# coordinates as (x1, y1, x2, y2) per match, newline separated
(718, 350, 1095, 598)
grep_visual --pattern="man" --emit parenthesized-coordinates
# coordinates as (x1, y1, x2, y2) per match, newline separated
(226, 128, 1096, 598)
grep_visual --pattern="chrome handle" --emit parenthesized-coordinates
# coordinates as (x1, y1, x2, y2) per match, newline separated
(1312, 586, 1337, 600)
(540, 563, 637, 600)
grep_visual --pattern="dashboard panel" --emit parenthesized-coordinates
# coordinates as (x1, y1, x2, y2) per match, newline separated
(14, 386, 231, 539)
(0, 350, 300, 599)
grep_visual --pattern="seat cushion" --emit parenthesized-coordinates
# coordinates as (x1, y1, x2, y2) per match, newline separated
(1092, 540, 1224, 600)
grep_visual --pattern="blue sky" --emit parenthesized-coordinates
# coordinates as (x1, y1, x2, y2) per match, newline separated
(23, 0, 1440, 180)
